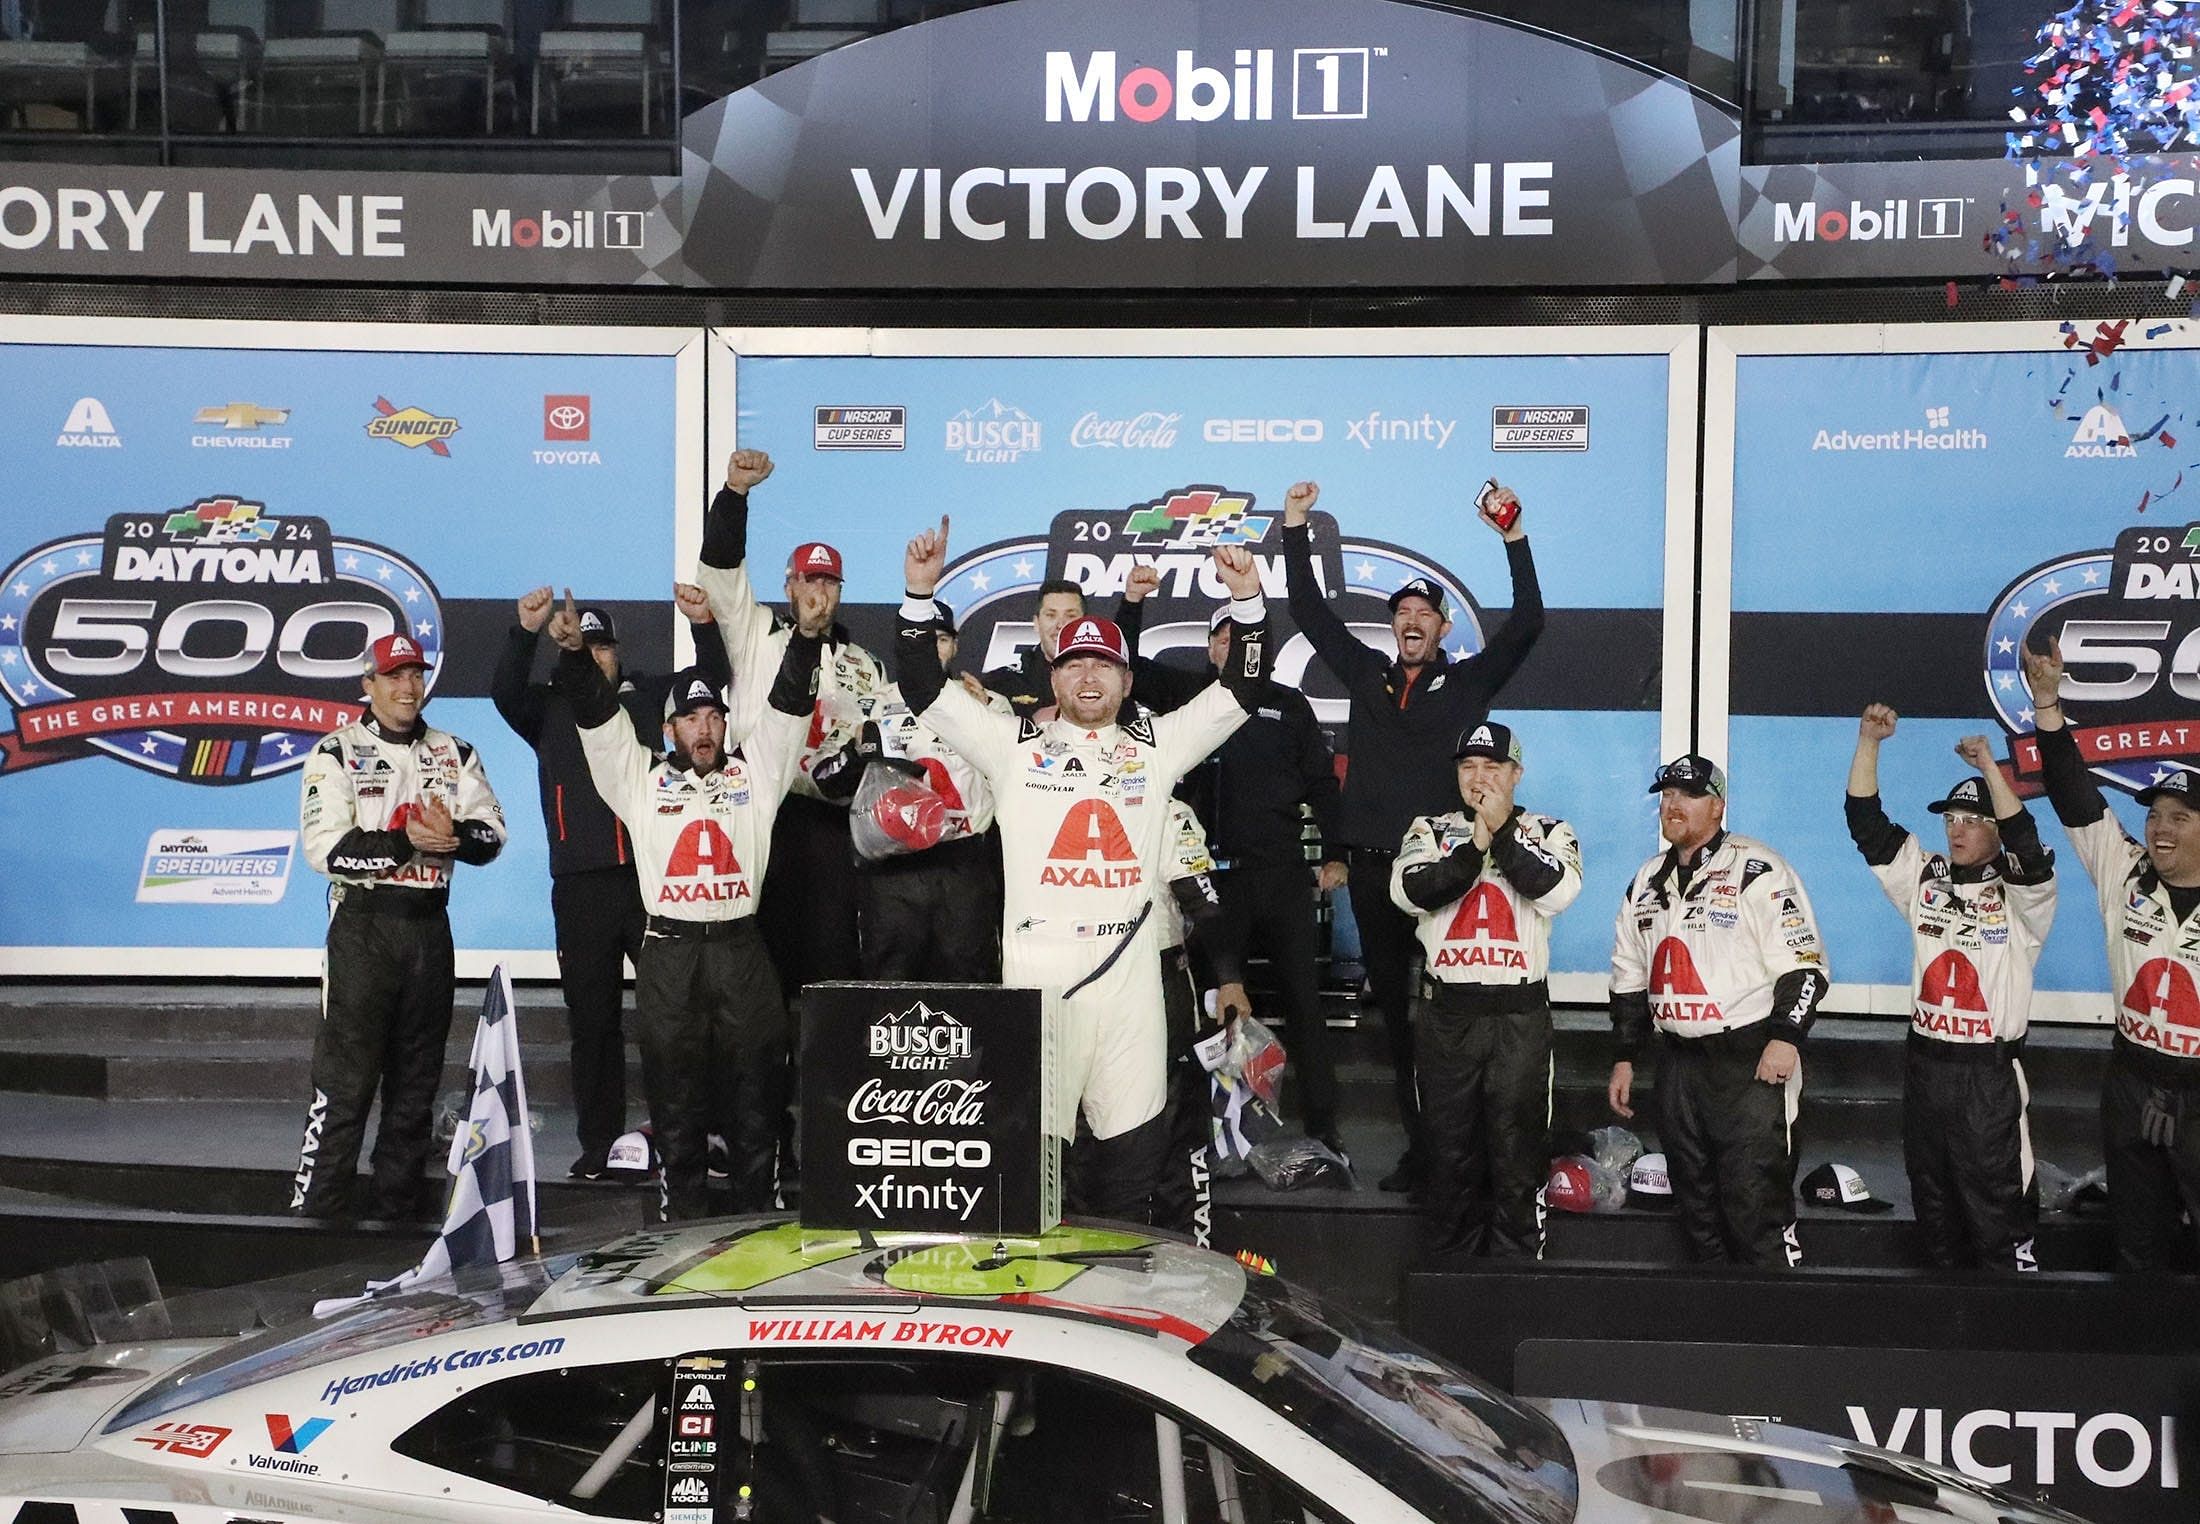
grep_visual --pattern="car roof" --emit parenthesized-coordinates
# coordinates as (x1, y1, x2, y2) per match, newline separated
(525, 1216, 1248, 1345)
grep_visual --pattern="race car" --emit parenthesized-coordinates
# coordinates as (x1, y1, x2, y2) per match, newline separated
(0, 1215, 2089, 1524)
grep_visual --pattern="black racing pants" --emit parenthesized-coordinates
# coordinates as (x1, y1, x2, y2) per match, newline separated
(1657, 1023, 1802, 1268)
(1347, 846, 1422, 1153)
(760, 793, 862, 1004)
(1217, 862, 1336, 1136)
(2103, 1036, 2200, 1272)
(1904, 1035, 2037, 1272)
(551, 865, 646, 1160)
(857, 836, 1001, 982)
(292, 893, 454, 1220)
(636, 916, 788, 1221)
(1418, 981, 1552, 1261)
(1151, 945, 1215, 1245)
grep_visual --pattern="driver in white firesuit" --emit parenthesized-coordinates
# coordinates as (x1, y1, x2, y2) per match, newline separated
(896, 516, 1270, 1222)
(2024, 638, 2200, 1270)
(1607, 755, 1828, 1267)
(1846, 705, 2056, 1272)
(294, 632, 505, 1221)
(548, 590, 824, 1221)
(1391, 721, 1582, 1261)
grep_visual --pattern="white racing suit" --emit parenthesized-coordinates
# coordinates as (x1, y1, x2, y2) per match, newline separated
(1392, 807, 1582, 1259)
(1848, 793, 2055, 1270)
(560, 637, 818, 1219)
(896, 598, 1267, 1222)
(293, 715, 505, 1219)
(1610, 831, 1828, 1267)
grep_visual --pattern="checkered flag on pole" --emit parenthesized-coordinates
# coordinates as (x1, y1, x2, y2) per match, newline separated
(312, 967, 538, 1313)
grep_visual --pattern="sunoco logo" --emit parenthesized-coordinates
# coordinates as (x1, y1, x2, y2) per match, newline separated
(870, 1001, 972, 1070)
(366, 396, 459, 456)
(0, 501, 441, 783)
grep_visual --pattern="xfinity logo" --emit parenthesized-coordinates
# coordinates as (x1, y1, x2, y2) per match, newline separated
(1772, 197, 1965, 242)
(1044, 47, 1372, 124)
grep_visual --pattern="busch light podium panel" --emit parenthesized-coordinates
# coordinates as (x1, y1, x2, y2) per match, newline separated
(800, 983, 1058, 1236)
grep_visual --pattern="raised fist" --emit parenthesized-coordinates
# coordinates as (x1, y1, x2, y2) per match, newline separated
(674, 582, 713, 625)
(1123, 562, 1163, 604)
(517, 585, 554, 633)
(1858, 703, 1898, 742)
(1282, 480, 1319, 527)
(726, 449, 774, 493)
(1955, 734, 1998, 771)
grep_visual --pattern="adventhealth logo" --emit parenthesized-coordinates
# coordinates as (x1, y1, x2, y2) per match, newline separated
(1811, 406, 1987, 453)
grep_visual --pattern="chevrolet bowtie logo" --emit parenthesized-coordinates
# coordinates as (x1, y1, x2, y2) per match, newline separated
(196, 402, 290, 430)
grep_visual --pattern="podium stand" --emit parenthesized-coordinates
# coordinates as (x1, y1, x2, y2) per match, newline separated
(799, 982, 1059, 1236)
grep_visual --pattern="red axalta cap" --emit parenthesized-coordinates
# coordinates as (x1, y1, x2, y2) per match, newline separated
(789, 542, 845, 580)
(367, 633, 431, 675)
(1052, 616, 1129, 665)
(872, 783, 948, 852)
(1545, 1156, 1598, 1214)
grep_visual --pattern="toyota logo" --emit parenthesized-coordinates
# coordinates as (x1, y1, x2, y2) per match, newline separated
(547, 404, 587, 431)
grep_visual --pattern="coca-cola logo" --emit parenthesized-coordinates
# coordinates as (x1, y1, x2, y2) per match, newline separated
(1069, 410, 1181, 449)
(846, 1077, 990, 1128)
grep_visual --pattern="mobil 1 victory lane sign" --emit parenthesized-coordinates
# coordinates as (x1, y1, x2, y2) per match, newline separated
(801, 983, 1053, 1236)
(0, 496, 441, 782)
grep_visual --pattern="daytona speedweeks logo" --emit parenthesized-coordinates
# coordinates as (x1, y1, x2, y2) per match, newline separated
(1986, 524, 2200, 796)
(0, 498, 443, 784)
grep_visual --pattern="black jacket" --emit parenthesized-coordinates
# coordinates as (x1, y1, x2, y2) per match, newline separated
(979, 646, 1054, 718)
(1283, 523, 1543, 852)
(1113, 599, 1341, 869)
(491, 623, 729, 877)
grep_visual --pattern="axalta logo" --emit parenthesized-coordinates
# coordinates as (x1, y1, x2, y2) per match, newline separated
(1044, 47, 1372, 123)
(471, 207, 643, 250)
(1770, 197, 1965, 242)
(193, 402, 292, 450)
(57, 395, 120, 449)
(2067, 403, 2140, 460)
(1810, 406, 1987, 453)
(946, 399, 1041, 463)
(1040, 798, 1141, 888)
(366, 397, 459, 456)
(659, 819, 750, 906)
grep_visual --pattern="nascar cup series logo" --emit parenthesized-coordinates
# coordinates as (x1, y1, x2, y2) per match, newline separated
(1985, 524, 2200, 795)
(0, 498, 442, 783)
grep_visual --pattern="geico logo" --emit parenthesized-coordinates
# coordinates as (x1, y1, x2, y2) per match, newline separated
(847, 1138, 993, 1169)
(1847, 1405, 2179, 1489)
(1202, 418, 1322, 443)
(1045, 49, 1275, 124)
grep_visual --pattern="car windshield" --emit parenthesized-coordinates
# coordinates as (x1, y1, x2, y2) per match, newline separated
(103, 1257, 564, 1433)
(1189, 1275, 1575, 1524)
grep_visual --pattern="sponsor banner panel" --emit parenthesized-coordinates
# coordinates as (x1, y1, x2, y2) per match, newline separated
(0, 336, 681, 958)
(1519, 1340, 2191, 1524)
(731, 345, 1674, 978)
(1725, 337, 2200, 1004)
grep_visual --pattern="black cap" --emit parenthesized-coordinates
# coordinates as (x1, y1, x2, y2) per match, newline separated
(1927, 776, 1995, 817)
(1649, 754, 1726, 799)
(1453, 720, 1522, 763)
(932, 598, 958, 636)
(2136, 768, 2200, 809)
(578, 606, 618, 647)
(1387, 577, 1448, 614)
(664, 666, 726, 719)
(1800, 1161, 1895, 1213)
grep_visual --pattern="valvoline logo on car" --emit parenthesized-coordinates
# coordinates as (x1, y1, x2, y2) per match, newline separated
(0, 502, 441, 785)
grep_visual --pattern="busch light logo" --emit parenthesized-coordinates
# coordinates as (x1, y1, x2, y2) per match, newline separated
(869, 1001, 974, 1070)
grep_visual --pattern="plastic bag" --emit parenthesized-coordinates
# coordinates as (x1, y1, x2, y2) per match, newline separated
(851, 759, 951, 861)
(1203, 1013, 1287, 1107)
(1247, 1136, 1355, 1191)
(1546, 1152, 1629, 1213)
(1586, 1125, 1644, 1174)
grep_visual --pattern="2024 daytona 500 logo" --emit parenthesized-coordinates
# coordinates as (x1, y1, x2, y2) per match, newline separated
(1987, 523, 2200, 795)
(0, 496, 442, 784)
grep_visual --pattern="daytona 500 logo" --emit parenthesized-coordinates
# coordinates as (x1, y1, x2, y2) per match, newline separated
(1987, 523, 2200, 795)
(0, 499, 442, 784)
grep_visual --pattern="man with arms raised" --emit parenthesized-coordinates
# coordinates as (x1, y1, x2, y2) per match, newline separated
(1282, 478, 1542, 1192)
(1847, 706, 2055, 1271)
(898, 517, 1270, 1220)
(1608, 755, 1828, 1266)
(548, 588, 824, 1221)
(2024, 638, 2200, 1270)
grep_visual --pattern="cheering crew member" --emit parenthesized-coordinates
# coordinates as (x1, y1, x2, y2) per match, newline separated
(982, 579, 1090, 717)
(492, 586, 730, 1179)
(1153, 797, 1243, 1245)
(293, 633, 505, 1220)
(1391, 721, 1581, 1260)
(2023, 639, 2200, 1271)
(1847, 706, 2056, 1272)
(1608, 755, 1828, 1267)
(548, 589, 822, 1221)
(696, 449, 890, 1005)
(1115, 576, 1349, 1152)
(898, 516, 1268, 1221)
(814, 598, 1003, 981)
(1282, 478, 1543, 1192)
